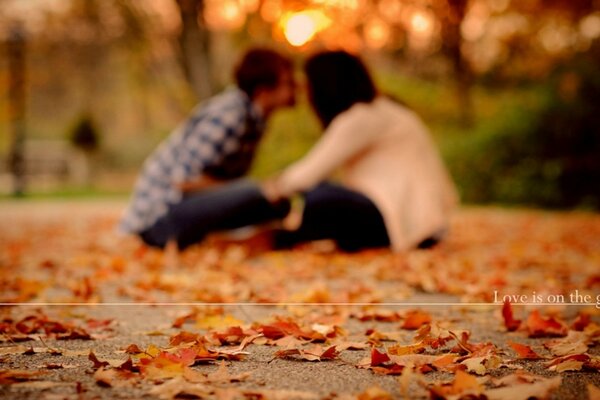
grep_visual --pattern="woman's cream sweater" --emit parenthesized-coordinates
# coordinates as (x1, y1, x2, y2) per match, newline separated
(277, 96, 458, 252)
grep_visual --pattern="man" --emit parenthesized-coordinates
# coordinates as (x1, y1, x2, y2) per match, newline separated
(119, 48, 296, 250)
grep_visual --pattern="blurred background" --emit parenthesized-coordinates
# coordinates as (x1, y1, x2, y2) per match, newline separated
(0, 0, 598, 209)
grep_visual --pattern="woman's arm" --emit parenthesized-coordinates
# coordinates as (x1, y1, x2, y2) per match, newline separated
(276, 103, 380, 197)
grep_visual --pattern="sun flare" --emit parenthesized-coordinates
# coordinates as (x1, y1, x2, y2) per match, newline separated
(282, 10, 330, 47)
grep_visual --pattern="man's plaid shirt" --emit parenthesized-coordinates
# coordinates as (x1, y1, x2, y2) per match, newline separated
(119, 88, 264, 234)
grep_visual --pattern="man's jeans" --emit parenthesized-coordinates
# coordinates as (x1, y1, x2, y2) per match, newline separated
(140, 180, 290, 250)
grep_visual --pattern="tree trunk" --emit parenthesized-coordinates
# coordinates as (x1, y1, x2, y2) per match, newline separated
(7, 24, 27, 196)
(175, 0, 213, 101)
(442, 0, 473, 127)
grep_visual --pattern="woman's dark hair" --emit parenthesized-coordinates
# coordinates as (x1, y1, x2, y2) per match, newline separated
(304, 50, 377, 127)
(235, 48, 292, 98)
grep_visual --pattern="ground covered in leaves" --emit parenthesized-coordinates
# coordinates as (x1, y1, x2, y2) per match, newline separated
(1, 201, 600, 400)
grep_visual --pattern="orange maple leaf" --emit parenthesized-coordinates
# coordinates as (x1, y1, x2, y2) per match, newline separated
(401, 310, 432, 330)
(502, 300, 522, 332)
(526, 310, 567, 338)
(508, 341, 544, 360)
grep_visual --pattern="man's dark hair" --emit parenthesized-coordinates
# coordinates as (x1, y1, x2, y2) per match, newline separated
(234, 48, 292, 98)
(304, 50, 377, 127)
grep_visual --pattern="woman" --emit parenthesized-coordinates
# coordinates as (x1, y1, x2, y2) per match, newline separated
(267, 50, 458, 252)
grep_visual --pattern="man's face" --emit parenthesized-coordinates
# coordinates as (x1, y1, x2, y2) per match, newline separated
(267, 69, 297, 110)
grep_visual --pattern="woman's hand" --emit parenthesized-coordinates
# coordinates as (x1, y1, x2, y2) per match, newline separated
(261, 176, 283, 203)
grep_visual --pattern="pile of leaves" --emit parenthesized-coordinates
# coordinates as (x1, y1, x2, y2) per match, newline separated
(0, 204, 599, 398)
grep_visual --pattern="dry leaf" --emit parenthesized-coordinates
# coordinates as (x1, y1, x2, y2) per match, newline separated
(553, 359, 584, 372)
(461, 355, 502, 375)
(206, 360, 251, 383)
(357, 386, 393, 400)
(168, 331, 202, 346)
(366, 329, 404, 345)
(401, 310, 432, 330)
(353, 309, 402, 322)
(93, 367, 136, 387)
(572, 313, 592, 331)
(547, 353, 590, 372)
(0, 369, 46, 384)
(139, 349, 197, 380)
(196, 315, 243, 330)
(587, 383, 600, 400)
(10, 381, 68, 390)
(387, 343, 425, 356)
(527, 310, 568, 338)
(330, 340, 369, 351)
(124, 344, 143, 354)
(544, 330, 589, 356)
(484, 376, 561, 400)
(149, 376, 211, 399)
(428, 369, 484, 398)
(508, 341, 544, 360)
(274, 344, 339, 361)
(502, 300, 522, 332)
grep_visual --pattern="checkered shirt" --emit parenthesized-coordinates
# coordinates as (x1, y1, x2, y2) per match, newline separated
(119, 87, 264, 234)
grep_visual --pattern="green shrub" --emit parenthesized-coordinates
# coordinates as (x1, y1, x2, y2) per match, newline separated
(445, 49, 600, 210)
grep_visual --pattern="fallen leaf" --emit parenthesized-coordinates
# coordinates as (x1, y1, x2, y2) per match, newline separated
(398, 365, 416, 398)
(88, 351, 110, 369)
(206, 361, 251, 383)
(588, 383, 600, 400)
(484, 376, 561, 400)
(124, 344, 143, 354)
(0, 345, 30, 355)
(151, 378, 318, 400)
(572, 313, 592, 331)
(461, 355, 503, 375)
(502, 300, 522, 331)
(387, 342, 426, 356)
(353, 309, 401, 322)
(205, 326, 254, 345)
(366, 329, 404, 345)
(414, 323, 455, 350)
(547, 353, 590, 372)
(168, 331, 202, 346)
(508, 341, 544, 359)
(274, 344, 339, 362)
(149, 376, 211, 399)
(329, 340, 369, 351)
(10, 381, 68, 390)
(256, 317, 326, 341)
(369, 348, 390, 366)
(526, 310, 568, 338)
(196, 315, 244, 330)
(554, 359, 584, 372)
(400, 310, 432, 330)
(357, 386, 393, 400)
(428, 369, 484, 398)
(544, 330, 589, 356)
(0, 369, 46, 384)
(93, 367, 136, 387)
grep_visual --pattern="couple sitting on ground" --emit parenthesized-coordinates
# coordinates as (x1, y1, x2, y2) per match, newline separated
(119, 48, 458, 253)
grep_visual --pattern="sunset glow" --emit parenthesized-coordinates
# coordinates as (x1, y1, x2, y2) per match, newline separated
(410, 11, 433, 35)
(364, 18, 390, 49)
(205, 0, 245, 31)
(282, 10, 330, 47)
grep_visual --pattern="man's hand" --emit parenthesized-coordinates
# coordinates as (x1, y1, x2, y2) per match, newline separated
(178, 175, 224, 193)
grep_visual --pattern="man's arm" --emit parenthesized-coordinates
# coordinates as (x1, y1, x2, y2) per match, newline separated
(177, 174, 225, 193)
(173, 107, 246, 192)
